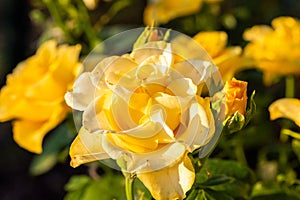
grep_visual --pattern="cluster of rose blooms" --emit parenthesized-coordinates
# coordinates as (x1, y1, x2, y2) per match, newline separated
(0, 12, 299, 199)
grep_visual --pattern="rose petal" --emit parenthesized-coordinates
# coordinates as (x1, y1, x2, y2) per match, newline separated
(65, 72, 98, 111)
(166, 78, 197, 96)
(102, 135, 186, 172)
(193, 31, 228, 58)
(131, 41, 170, 64)
(173, 60, 215, 85)
(82, 90, 119, 132)
(137, 153, 195, 200)
(177, 97, 215, 151)
(69, 127, 109, 168)
(269, 98, 300, 127)
(0, 85, 63, 121)
(12, 104, 67, 153)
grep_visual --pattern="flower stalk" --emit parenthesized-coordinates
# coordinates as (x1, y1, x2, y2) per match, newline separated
(125, 172, 135, 200)
(285, 75, 295, 98)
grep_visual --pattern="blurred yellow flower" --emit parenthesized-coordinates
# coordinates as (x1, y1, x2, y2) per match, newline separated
(83, 0, 99, 10)
(193, 31, 243, 82)
(0, 40, 82, 153)
(269, 98, 300, 127)
(66, 41, 216, 199)
(144, 0, 203, 25)
(224, 78, 248, 117)
(243, 16, 300, 84)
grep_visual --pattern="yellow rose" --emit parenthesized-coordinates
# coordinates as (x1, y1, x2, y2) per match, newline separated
(0, 40, 82, 153)
(66, 41, 216, 199)
(269, 98, 300, 127)
(144, 0, 203, 25)
(224, 78, 248, 117)
(193, 31, 244, 82)
(243, 16, 300, 84)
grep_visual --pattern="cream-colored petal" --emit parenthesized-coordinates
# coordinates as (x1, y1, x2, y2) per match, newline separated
(176, 99, 215, 152)
(65, 72, 99, 111)
(173, 60, 216, 85)
(137, 154, 195, 200)
(131, 41, 168, 64)
(269, 98, 300, 127)
(82, 90, 119, 132)
(70, 127, 109, 168)
(102, 136, 186, 172)
(110, 87, 138, 130)
(12, 104, 67, 153)
(118, 105, 174, 139)
(167, 78, 197, 96)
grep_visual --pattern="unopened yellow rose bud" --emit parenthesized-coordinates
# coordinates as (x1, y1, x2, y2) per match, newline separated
(224, 78, 248, 117)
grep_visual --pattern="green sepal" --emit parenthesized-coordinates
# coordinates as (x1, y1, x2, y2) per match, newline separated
(244, 90, 256, 126)
(223, 112, 245, 134)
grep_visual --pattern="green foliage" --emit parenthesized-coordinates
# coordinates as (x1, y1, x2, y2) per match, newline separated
(292, 139, 300, 161)
(133, 179, 152, 200)
(64, 173, 126, 200)
(187, 159, 255, 199)
(251, 181, 300, 200)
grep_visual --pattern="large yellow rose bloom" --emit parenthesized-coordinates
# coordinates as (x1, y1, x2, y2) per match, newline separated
(65, 41, 216, 199)
(193, 31, 243, 82)
(0, 40, 82, 153)
(243, 16, 300, 84)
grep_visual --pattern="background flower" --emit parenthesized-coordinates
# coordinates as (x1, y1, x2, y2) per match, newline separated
(193, 31, 245, 82)
(144, 0, 203, 25)
(269, 98, 300, 127)
(0, 40, 81, 153)
(243, 16, 300, 84)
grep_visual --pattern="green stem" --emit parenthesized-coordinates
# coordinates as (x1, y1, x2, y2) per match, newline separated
(94, 0, 131, 32)
(285, 75, 295, 98)
(281, 129, 300, 140)
(125, 173, 134, 200)
(280, 75, 295, 142)
(75, 0, 100, 49)
(233, 142, 248, 166)
(43, 0, 73, 42)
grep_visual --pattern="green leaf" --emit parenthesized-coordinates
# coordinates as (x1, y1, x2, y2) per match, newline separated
(223, 112, 245, 134)
(251, 181, 300, 200)
(133, 27, 153, 50)
(82, 173, 125, 200)
(65, 175, 91, 191)
(133, 178, 152, 200)
(205, 189, 234, 200)
(200, 175, 233, 186)
(186, 189, 199, 200)
(29, 121, 76, 176)
(65, 173, 126, 200)
(203, 159, 254, 181)
(245, 90, 256, 126)
(64, 175, 92, 200)
(292, 139, 300, 162)
(190, 159, 255, 199)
